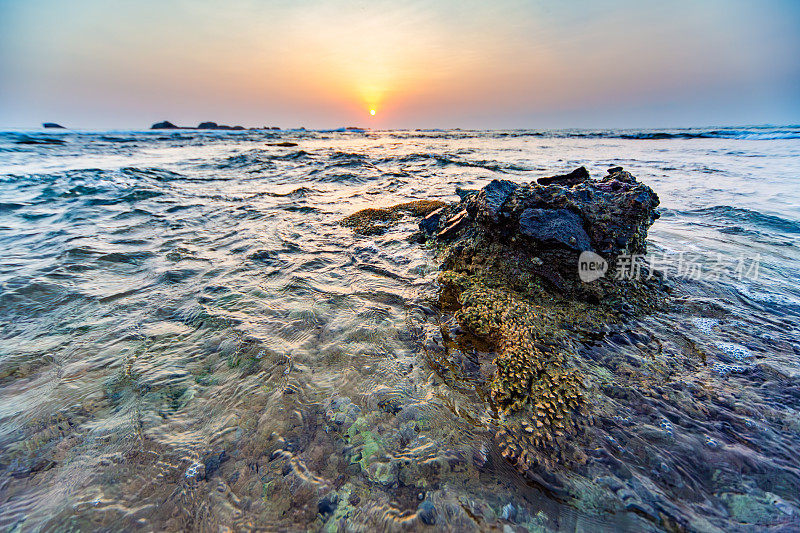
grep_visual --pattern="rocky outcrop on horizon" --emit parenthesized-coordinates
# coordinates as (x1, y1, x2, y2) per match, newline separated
(150, 121, 280, 130)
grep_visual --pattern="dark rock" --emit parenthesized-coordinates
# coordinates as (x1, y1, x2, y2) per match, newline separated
(455, 187, 479, 201)
(537, 166, 590, 186)
(318, 492, 338, 516)
(419, 207, 444, 235)
(476, 179, 518, 222)
(42, 122, 65, 129)
(151, 121, 179, 129)
(437, 209, 470, 239)
(201, 123, 245, 130)
(417, 500, 436, 525)
(438, 166, 658, 259)
(607, 166, 624, 174)
(268, 141, 298, 147)
(519, 208, 592, 251)
(202, 450, 228, 480)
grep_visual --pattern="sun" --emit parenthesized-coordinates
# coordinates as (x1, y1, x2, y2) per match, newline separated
(369, 109, 376, 116)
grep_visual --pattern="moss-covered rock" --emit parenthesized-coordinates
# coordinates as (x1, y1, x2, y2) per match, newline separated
(341, 166, 667, 496)
(417, 167, 667, 478)
(341, 200, 446, 235)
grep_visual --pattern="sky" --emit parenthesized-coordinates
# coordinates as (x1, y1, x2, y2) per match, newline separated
(0, 0, 798, 129)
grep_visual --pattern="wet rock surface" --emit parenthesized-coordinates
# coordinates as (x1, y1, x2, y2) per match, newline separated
(411, 167, 726, 528)
(341, 200, 446, 235)
(519, 207, 591, 251)
(421, 166, 660, 267)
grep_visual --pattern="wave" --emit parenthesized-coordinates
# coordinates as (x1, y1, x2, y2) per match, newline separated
(329, 151, 370, 167)
(379, 152, 530, 172)
(14, 135, 67, 145)
(0, 201, 28, 212)
(533, 127, 800, 140)
(120, 167, 185, 181)
(680, 205, 800, 234)
(375, 126, 800, 141)
(208, 150, 276, 170)
(253, 186, 318, 199)
(615, 129, 800, 140)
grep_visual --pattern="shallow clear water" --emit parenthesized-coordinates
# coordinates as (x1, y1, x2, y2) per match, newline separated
(0, 127, 799, 531)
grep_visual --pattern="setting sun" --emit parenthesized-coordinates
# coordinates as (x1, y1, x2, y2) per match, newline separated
(369, 109, 376, 116)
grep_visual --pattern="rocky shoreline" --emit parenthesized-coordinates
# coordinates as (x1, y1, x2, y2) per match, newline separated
(412, 167, 668, 481)
(340, 167, 694, 528)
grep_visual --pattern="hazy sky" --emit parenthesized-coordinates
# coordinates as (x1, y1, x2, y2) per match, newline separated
(1, 0, 798, 129)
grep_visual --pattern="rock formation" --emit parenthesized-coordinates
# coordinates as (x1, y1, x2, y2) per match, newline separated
(419, 166, 660, 287)
(340, 200, 446, 236)
(151, 120, 179, 129)
(342, 167, 667, 499)
(150, 121, 246, 130)
(412, 167, 666, 486)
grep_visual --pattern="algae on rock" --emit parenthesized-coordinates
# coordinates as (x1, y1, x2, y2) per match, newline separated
(341, 166, 667, 488)
(417, 167, 666, 478)
(340, 200, 446, 235)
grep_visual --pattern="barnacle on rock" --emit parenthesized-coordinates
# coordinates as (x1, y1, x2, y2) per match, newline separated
(339, 167, 666, 480)
(438, 261, 593, 471)
(421, 167, 666, 477)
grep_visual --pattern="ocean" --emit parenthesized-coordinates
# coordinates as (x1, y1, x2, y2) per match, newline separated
(1, 126, 799, 531)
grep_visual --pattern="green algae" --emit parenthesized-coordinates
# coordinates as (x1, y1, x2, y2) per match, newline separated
(720, 492, 785, 525)
(340, 200, 446, 235)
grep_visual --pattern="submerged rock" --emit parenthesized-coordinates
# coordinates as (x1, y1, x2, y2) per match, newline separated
(501, 502, 517, 521)
(318, 492, 338, 517)
(202, 450, 228, 480)
(417, 500, 436, 525)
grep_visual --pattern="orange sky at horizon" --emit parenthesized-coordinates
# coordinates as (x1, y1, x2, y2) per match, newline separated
(1, 0, 798, 128)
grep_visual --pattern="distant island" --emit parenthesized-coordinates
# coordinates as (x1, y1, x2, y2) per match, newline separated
(151, 121, 280, 131)
(150, 121, 367, 132)
(42, 122, 66, 129)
